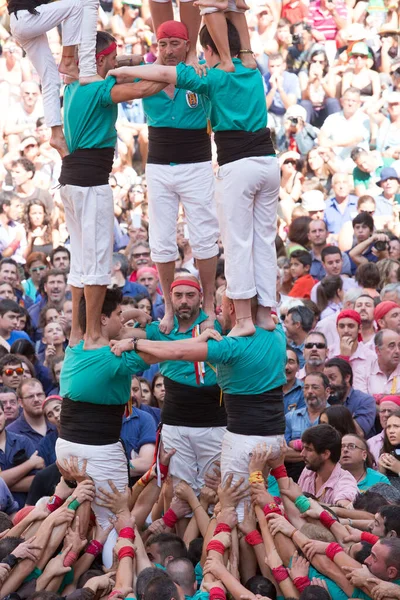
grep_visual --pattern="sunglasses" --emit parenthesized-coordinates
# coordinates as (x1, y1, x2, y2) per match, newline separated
(3, 367, 24, 376)
(351, 54, 367, 59)
(304, 342, 326, 349)
(31, 266, 46, 273)
(284, 159, 297, 166)
(133, 251, 150, 258)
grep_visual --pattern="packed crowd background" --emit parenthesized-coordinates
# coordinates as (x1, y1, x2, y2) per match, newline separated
(2, 0, 400, 599)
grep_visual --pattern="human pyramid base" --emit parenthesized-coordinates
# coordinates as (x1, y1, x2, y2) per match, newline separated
(0, 0, 399, 598)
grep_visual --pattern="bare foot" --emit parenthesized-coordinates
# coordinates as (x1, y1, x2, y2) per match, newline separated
(216, 60, 235, 72)
(200, 314, 216, 332)
(83, 335, 110, 349)
(50, 134, 69, 159)
(228, 318, 256, 337)
(235, 0, 249, 8)
(256, 306, 277, 331)
(240, 52, 257, 69)
(194, 0, 228, 8)
(159, 311, 175, 335)
(58, 57, 79, 80)
(79, 74, 104, 85)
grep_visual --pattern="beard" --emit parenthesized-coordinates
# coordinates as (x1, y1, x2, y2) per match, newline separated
(328, 383, 347, 404)
(307, 357, 324, 368)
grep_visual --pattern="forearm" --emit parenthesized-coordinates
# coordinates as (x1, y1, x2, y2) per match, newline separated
(114, 556, 134, 591)
(186, 494, 210, 538)
(130, 457, 152, 476)
(266, 89, 276, 109)
(136, 338, 208, 362)
(10, 475, 34, 493)
(349, 238, 372, 263)
(279, 89, 295, 109)
(218, 566, 256, 600)
(132, 479, 161, 529)
(117, 64, 176, 84)
(1, 462, 34, 489)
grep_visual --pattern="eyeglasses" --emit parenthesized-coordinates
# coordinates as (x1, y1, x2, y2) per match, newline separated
(304, 342, 326, 349)
(30, 266, 46, 273)
(341, 442, 365, 451)
(21, 392, 45, 401)
(3, 367, 24, 376)
(284, 159, 297, 166)
(133, 252, 150, 258)
(351, 54, 367, 59)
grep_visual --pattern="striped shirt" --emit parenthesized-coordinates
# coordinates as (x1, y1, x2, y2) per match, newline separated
(308, 0, 348, 40)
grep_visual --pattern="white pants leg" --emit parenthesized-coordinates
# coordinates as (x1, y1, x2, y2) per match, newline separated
(79, 0, 99, 79)
(10, 0, 82, 127)
(55, 438, 128, 568)
(60, 184, 114, 287)
(221, 430, 284, 521)
(161, 425, 225, 496)
(215, 156, 278, 305)
(146, 162, 219, 263)
(253, 156, 279, 307)
(200, 0, 244, 15)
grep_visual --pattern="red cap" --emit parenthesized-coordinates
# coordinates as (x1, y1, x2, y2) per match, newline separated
(13, 505, 34, 525)
(374, 301, 399, 328)
(156, 20, 189, 41)
(379, 395, 400, 408)
(337, 309, 362, 341)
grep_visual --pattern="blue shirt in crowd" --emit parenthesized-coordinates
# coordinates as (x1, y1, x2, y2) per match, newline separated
(121, 407, 157, 459)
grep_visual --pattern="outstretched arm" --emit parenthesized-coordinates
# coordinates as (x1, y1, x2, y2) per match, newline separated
(109, 65, 177, 86)
(111, 79, 168, 104)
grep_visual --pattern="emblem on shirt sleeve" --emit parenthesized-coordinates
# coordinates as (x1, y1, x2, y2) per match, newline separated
(186, 91, 199, 108)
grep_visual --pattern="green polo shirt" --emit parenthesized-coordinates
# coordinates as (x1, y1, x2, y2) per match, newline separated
(144, 310, 220, 387)
(352, 579, 400, 599)
(288, 558, 348, 600)
(60, 341, 148, 405)
(357, 468, 390, 492)
(175, 59, 267, 132)
(206, 325, 286, 395)
(142, 87, 209, 129)
(63, 77, 118, 153)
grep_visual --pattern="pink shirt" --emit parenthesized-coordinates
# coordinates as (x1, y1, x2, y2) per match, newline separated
(329, 341, 376, 393)
(315, 313, 339, 348)
(298, 462, 358, 504)
(367, 359, 400, 397)
(367, 431, 384, 465)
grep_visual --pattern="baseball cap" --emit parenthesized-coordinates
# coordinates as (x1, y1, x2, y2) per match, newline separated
(301, 190, 326, 212)
(285, 104, 307, 121)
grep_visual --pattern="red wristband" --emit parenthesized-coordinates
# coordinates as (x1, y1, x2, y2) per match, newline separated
(163, 508, 178, 528)
(292, 439, 303, 452)
(86, 540, 104, 556)
(272, 566, 289, 583)
(214, 523, 231, 534)
(320, 510, 336, 530)
(325, 542, 344, 561)
(270, 465, 287, 480)
(63, 551, 78, 567)
(361, 532, 380, 544)
(159, 463, 168, 481)
(206, 540, 225, 555)
(245, 530, 263, 546)
(46, 494, 64, 513)
(119, 527, 135, 540)
(263, 502, 282, 516)
(209, 587, 226, 600)
(293, 576, 311, 591)
(118, 546, 135, 560)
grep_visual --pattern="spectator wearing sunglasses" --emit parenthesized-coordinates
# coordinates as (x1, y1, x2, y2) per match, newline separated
(297, 331, 328, 381)
(22, 252, 48, 302)
(0, 355, 24, 390)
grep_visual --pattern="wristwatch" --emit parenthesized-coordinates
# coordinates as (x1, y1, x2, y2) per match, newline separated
(131, 338, 139, 352)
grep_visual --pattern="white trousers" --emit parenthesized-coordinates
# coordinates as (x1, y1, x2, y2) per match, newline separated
(56, 437, 128, 568)
(146, 162, 219, 263)
(215, 156, 279, 307)
(200, 0, 244, 15)
(11, 0, 83, 127)
(161, 425, 226, 496)
(221, 430, 284, 521)
(61, 184, 114, 287)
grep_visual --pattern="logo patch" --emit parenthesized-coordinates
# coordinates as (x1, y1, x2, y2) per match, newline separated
(186, 91, 198, 108)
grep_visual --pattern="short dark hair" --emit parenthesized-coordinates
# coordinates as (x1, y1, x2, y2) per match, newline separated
(79, 287, 123, 334)
(0, 385, 17, 397)
(352, 211, 374, 231)
(0, 192, 18, 214)
(290, 249, 312, 268)
(0, 299, 22, 317)
(199, 21, 240, 57)
(0, 354, 22, 373)
(301, 423, 342, 463)
(380, 538, 400, 573)
(286, 345, 300, 364)
(11, 157, 35, 176)
(305, 371, 330, 389)
(321, 246, 342, 262)
(136, 567, 164, 600)
(42, 269, 67, 286)
(287, 305, 314, 332)
(96, 31, 117, 55)
(0, 536, 23, 561)
(50, 245, 70, 265)
(299, 587, 331, 600)
(147, 533, 187, 565)
(245, 576, 277, 600)
(0, 258, 18, 273)
(355, 263, 381, 288)
(325, 357, 354, 386)
(353, 491, 389, 513)
(143, 573, 180, 600)
(10, 339, 35, 362)
(0, 512, 12, 533)
(380, 505, 400, 536)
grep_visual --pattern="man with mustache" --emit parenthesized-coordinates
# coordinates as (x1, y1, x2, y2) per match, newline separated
(367, 329, 400, 396)
(283, 347, 304, 414)
(297, 331, 328, 380)
(354, 294, 376, 349)
(324, 357, 376, 436)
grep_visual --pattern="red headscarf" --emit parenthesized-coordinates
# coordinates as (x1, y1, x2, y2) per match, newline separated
(379, 395, 400, 408)
(156, 20, 189, 41)
(336, 309, 362, 341)
(374, 301, 399, 328)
